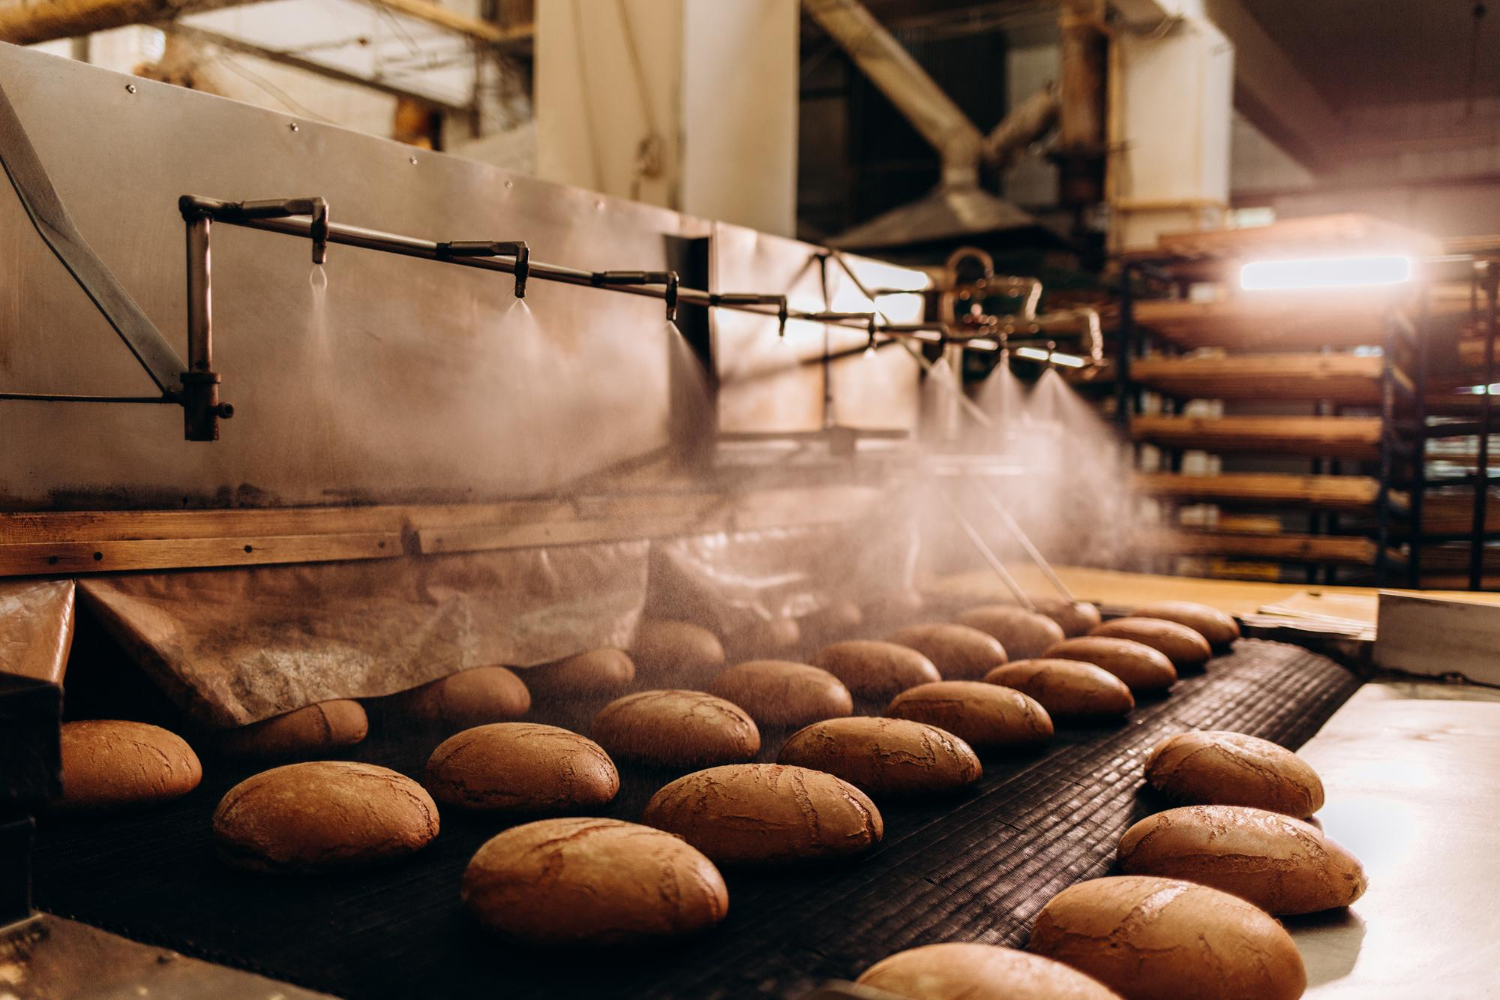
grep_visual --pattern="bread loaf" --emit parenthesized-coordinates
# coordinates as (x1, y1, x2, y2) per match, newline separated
(1089, 619, 1211, 670)
(707, 660, 853, 727)
(55, 720, 201, 813)
(1117, 804, 1366, 914)
(642, 764, 882, 865)
(984, 660, 1134, 719)
(1027, 875, 1306, 1000)
(777, 716, 981, 798)
(522, 649, 635, 698)
(423, 722, 619, 814)
(886, 623, 1008, 680)
(1032, 599, 1103, 638)
(801, 599, 864, 642)
(387, 667, 530, 729)
(631, 620, 726, 682)
(1043, 637, 1177, 693)
(462, 817, 728, 946)
(214, 700, 368, 761)
(954, 606, 1066, 660)
(811, 640, 941, 700)
(591, 689, 759, 768)
(886, 681, 1053, 752)
(726, 617, 801, 658)
(213, 761, 439, 872)
(864, 590, 925, 625)
(858, 942, 1124, 1000)
(1145, 730, 1324, 816)
(1132, 601, 1239, 647)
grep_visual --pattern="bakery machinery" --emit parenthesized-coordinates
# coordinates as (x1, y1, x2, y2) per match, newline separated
(0, 43, 1371, 1000)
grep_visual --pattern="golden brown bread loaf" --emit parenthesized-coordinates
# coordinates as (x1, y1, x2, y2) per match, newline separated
(1117, 804, 1366, 915)
(777, 716, 981, 798)
(1145, 730, 1324, 816)
(1031, 598, 1104, 638)
(1043, 637, 1177, 693)
(726, 617, 802, 658)
(386, 667, 530, 729)
(591, 689, 760, 768)
(1132, 601, 1239, 647)
(953, 606, 1066, 660)
(1027, 875, 1306, 1000)
(462, 817, 728, 946)
(886, 623, 1008, 681)
(55, 720, 202, 813)
(423, 722, 619, 814)
(521, 649, 635, 698)
(864, 590, 926, 626)
(885, 681, 1053, 752)
(213, 700, 369, 761)
(707, 660, 853, 727)
(811, 640, 942, 700)
(801, 599, 865, 642)
(1089, 618, 1211, 670)
(212, 761, 439, 873)
(642, 763, 882, 865)
(631, 619, 726, 682)
(984, 660, 1135, 719)
(858, 942, 1124, 1000)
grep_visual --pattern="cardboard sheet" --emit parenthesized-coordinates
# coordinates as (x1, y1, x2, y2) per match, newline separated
(77, 543, 649, 728)
(0, 578, 75, 684)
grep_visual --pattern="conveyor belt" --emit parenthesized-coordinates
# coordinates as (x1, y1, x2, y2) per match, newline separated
(32, 640, 1359, 1000)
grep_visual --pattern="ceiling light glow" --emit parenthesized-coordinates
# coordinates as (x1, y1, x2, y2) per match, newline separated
(1240, 255, 1413, 291)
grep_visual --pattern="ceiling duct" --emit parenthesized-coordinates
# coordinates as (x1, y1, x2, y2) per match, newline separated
(804, 0, 1059, 253)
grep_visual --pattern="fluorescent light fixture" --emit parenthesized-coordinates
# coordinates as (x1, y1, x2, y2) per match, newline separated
(967, 337, 1000, 351)
(1240, 255, 1413, 291)
(1014, 346, 1086, 368)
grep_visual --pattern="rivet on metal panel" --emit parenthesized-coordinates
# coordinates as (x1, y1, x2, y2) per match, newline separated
(288, 122, 299, 132)
(504, 179, 513, 189)
(595, 200, 604, 210)
(125, 83, 136, 94)
(408, 155, 418, 166)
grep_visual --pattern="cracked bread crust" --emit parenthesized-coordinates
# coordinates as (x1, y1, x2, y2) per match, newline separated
(1043, 637, 1178, 693)
(590, 689, 760, 768)
(708, 660, 853, 727)
(886, 681, 1054, 752)
(858, 942, 1124, 1000)
(1089, 618, 1212, 670)
(214, 700, 368, 761)
(886, 623, 1009, 681)
(212, 761, 439, 873)
(1027, 875, 1306, 1000)
(462, 817, 729, 946)
(55, 720, 202, 813)
(777, 716, 981, 798)
(1146, 730, 1324, 817)
(1117, 804, 1366, 915)
(642, 763, 883, 865)
(811, 640, 942, 700)
(423, 722, 619, 814)
(953, 606, 1067, 660)
(984, 659, 1135, 719)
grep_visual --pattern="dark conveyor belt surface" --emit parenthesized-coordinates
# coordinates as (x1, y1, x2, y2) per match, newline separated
(32, 640, 1359, 1000)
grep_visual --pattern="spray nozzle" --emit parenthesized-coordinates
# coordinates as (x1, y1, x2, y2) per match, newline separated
(591, 270, 680, 322)
(437, 240, 530, 298)
(708, 293, 790, 336)
(200, 196, 330, 264)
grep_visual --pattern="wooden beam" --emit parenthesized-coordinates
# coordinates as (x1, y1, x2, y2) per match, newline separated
(1132, 415, 1384, 460)
(365, 0, 531, 46)
(0, 532, 401, 577)
(1134, 471, 1393, 513)
(1143, 529, 1393, 567)
(1131, 352, 1387, 403)
(0, 0, 254, 45)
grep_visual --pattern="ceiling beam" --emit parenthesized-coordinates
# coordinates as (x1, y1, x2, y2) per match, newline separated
(360, 0, 530, 46)
(0, 0, 256, 45)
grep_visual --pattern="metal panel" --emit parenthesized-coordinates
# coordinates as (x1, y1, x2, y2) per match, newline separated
(0, 45, 922, 510)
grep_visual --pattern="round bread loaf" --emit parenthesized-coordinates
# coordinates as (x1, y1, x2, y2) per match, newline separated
(1145, 730, 1324, 816)
(463, 817, 728, 946)
(591, 689, 760, 768)
(858, 942, 1124, 1000)
(984, 660, 1134, 719)
(886, 623, 1008, 681)
(727, 617, 801, 658)
(1089, 618, 1211, 670)
(1032, 599, 1104, 638)
(631, 619, 726, 681)
(423, 722, 619, 814)
(707, 660, 853, 727)
(387, 667, 530, 729)
(1043, 637, 1177, 693)
(1027, 875, 1306, 1000)
(213, 761, 439, 872)
(811, 640, 942, 701)
(1117, 804, 1366, 915)
(778, 716, 981, 798)
(954, 606, 1066, 660)
(643, 764, 882, 865)
(864, 590, 926, 626)
(1132, 601, 1239, 648)
(522, 649, 635, 698)
(885, 681, 1053, 752)
(214, 700, 369, 761)
(801, 599, 864, 642)
(55, 720, 202, 813)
